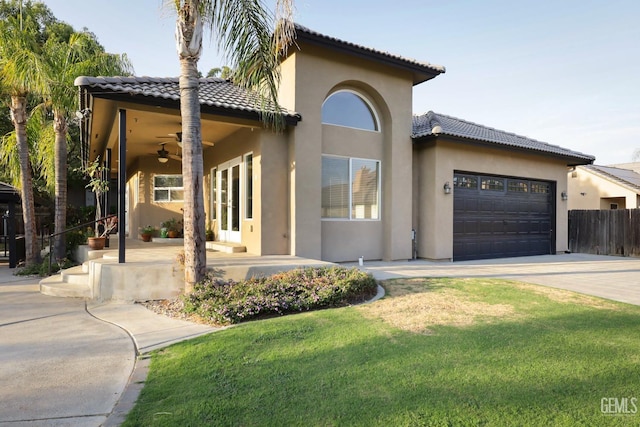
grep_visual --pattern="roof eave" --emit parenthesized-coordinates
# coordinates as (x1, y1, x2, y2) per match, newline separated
(77, 83, 301, 126)
(294, 29, 444, 85)
(413, 133, 595, 166)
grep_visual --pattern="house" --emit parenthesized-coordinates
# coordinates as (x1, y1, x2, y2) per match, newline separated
(75, 24, 594, 263)
(568, 163, 640, 210)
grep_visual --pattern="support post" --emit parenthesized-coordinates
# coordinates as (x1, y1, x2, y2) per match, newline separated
(8, 201, 16, 268)
(118, 109, 126, 263)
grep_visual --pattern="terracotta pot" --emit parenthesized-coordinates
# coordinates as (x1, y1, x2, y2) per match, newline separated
(168, 230, 179, 238)
(87, 237, 106, 250)
(141, 233, 152, 242)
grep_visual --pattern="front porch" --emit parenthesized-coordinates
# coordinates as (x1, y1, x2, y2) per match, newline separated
(39, 238, 332, 301)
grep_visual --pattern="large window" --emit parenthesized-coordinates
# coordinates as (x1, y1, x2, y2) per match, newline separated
(322, 156, 380, 220)
(322, 90, 379, 131)
(154, 174, 183, 202)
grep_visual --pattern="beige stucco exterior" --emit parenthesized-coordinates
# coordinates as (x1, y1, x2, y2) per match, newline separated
(414, 139, 570, 260)
(79, 26, 591, 265)
(568, 166, 640, 210)
(278, 42, 414, 262)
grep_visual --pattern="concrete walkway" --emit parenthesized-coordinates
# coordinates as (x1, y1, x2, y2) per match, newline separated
(345, 253, 640, 306)
(0, 263, 216, 427)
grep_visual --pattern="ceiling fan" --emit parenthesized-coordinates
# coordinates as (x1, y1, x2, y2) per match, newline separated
(156, 143, 181, 163)
(156, 131, 215, 147)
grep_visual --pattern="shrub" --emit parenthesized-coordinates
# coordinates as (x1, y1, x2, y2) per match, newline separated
(183, 266, 378, 325)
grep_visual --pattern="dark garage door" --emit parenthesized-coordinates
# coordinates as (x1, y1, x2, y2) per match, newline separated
(453, 173, 554, 261)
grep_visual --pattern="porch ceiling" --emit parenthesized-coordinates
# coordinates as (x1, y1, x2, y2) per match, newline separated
(90, 98, 255, 171)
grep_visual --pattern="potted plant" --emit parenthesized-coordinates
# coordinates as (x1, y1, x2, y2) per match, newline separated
(140, 225, 155, 242)
(206, 227, 214, 241)
(84, 156, 115, 250)
(161, 217, 181, 238)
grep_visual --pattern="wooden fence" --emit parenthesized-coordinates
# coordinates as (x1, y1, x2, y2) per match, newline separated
(568, 209, 640, 256)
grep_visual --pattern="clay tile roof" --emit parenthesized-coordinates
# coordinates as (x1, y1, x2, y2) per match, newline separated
(412, 111, 595, 164)
(74, 76, 301, 120)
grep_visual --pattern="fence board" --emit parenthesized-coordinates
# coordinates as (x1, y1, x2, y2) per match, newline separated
(569, 209, 640, 256)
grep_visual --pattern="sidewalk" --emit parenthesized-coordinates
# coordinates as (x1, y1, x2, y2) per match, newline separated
(0, 263, 217, 426)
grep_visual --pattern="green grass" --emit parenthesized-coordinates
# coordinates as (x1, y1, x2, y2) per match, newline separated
(124, 278, 640, 426)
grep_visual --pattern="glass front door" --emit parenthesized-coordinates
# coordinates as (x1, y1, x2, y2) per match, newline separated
(217, 158, 241, 242)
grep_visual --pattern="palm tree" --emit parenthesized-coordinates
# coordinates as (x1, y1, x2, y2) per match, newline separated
(207, 65, 233, 79)
(0, 14, 43, 266)
(39, 31, 131, 259)
(174, 0, 295, 292)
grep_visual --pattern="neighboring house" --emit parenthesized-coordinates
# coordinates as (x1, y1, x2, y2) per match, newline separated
(568, 164, 640, 210)
(75, 24, 594, 263)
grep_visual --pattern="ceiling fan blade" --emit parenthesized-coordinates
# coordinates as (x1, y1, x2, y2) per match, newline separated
(168, 154, 182, 161)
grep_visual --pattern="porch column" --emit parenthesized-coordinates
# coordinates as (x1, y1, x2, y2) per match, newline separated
(118, 109, 126, 263)
(7, 201, 16, 268)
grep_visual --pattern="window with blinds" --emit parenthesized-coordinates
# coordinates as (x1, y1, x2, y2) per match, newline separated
(322, 156, 380, 220)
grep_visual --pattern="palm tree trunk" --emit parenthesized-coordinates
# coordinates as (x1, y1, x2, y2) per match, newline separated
(53, 112, 67, 260)
(177, 0, 206, 293)
(10, 95, 39, 266)
(180, 58, 207, 293)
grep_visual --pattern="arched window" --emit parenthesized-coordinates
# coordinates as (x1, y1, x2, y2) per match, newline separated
(322, 90, 379, 131)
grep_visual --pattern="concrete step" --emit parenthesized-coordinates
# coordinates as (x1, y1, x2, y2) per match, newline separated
(206, 241, 246, 253)
(40, 275, 91, 298)
(60, 265, 89, 285)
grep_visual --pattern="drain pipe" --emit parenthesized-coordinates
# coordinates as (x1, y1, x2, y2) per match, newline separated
(411, 228, 417, 260)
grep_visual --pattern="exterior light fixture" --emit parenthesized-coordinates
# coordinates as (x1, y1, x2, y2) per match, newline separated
(561, 191, 568, 201)
(443, 181, 451, 194)
(75, 108, 91, 120)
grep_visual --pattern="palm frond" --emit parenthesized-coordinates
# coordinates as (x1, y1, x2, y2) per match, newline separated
(201, 0, 296, 131)
(0, 132, 22, 188)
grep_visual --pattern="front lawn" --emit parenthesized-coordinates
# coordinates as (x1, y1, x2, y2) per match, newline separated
(124, 278, 640, 426)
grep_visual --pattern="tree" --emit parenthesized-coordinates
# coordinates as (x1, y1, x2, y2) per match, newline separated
(207, 65, 233, 79)
(0, 11, 47, 266)
(39, 31, 131, 259)
(174, 0, 295, 292)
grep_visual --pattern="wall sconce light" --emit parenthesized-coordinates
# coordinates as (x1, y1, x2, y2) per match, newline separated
(75, 108, 91, 120)
(561, 191, 568, 201)
(443, 181, 451, 194)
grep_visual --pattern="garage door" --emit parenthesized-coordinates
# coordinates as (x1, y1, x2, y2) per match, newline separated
(453, 173, 554, 261)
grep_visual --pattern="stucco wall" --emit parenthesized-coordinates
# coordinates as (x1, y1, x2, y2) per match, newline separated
(128, 156, 184, 239)
(279, 42, 415, 262)
(567, 167, 639, 210)
(415, 139, 570, 260)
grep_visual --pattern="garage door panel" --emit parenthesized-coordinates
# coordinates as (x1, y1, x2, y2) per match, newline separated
(453, 172, 554, 261)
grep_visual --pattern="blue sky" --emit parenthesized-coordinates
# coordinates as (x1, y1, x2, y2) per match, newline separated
(42, 0, 640, 165)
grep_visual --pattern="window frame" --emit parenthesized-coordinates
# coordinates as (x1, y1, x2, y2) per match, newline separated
(153, 174, 184, 203)
(210, 167, 217, 221)
(321, 89, 381, 132)
(321, 154, 381, 221)
(244, 152, 253, 220)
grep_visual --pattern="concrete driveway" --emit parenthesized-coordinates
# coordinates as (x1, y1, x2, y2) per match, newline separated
(347, 253, 640, 306)
(0, 269, 134, 426)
